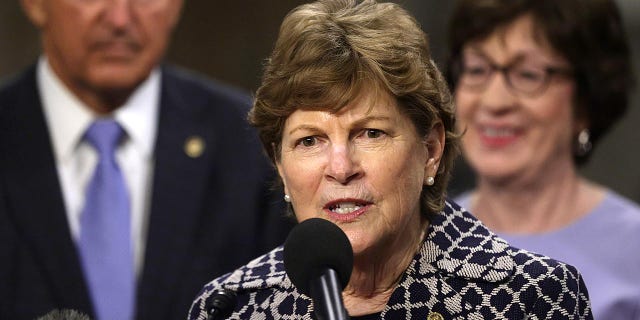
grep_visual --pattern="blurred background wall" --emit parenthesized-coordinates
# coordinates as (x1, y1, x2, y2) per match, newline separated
(1, 0, 639, 203)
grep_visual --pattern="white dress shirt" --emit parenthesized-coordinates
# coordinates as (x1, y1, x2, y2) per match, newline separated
(37, 57, 159, 276)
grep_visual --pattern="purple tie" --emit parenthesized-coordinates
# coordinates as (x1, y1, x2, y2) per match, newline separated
(78, 120, 135, 320)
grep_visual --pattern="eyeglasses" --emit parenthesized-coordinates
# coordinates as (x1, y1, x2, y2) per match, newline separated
(456, 55, 573, 96)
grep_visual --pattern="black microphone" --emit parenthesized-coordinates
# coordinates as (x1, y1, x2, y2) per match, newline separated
(284, 218, 353, 320)
(205, 289, 237, 320)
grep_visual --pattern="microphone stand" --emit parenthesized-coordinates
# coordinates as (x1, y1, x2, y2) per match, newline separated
(309, 269, 350, 320)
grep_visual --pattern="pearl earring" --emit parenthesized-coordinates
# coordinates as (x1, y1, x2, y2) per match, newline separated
(576, 129, 592, 156)
(284, 194, 291, 202)
(426, 176, 435, 186)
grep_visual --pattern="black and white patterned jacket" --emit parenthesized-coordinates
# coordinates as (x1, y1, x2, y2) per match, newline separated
(189, 201, 592, 319)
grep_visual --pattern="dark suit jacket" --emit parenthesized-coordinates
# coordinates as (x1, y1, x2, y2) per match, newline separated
(0, 65, 294, 320)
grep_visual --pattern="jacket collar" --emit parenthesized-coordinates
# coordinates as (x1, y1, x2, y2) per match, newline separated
(419, 200, 515, 282)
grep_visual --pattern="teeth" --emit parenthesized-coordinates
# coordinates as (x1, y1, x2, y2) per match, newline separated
(330, 202, 363, 214)
(483, 127, 514, 137)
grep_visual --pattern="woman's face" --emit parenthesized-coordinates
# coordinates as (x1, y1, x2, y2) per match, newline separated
(454, 14, 578, 184)
(276, 90, 443, 256)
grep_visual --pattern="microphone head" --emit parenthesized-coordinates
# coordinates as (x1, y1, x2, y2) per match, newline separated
(283, 218, 353, 295)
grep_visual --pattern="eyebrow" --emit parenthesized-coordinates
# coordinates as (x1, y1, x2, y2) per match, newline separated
(352, 115, 392, 127)
(286, 114, 393, 136)
(464, 47, 552, 65)
(287, 124, 321, 136)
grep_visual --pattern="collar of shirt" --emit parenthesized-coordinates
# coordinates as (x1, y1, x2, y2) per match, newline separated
(38, 56, 160, 164)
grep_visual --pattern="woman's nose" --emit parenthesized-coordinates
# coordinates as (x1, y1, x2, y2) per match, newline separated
(325, 144, 361, 184)
(480, 73, 518, 112)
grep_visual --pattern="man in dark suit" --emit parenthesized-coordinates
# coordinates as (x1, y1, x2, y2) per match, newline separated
(0, 0, 292, 319)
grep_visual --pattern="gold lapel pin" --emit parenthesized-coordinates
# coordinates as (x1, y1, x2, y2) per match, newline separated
(427, 312, 444, 320)
(184, 135, 205, 158)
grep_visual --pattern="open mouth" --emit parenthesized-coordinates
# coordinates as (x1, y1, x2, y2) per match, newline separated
(481, 126, 516, 138)
(324, 199, 372, 215)
(477, 125, 521, 148)
(328, 202, 365, 214)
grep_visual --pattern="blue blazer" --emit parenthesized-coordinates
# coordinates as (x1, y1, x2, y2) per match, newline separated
(0, 65, 294, 320)
(189, 201, 593, 319)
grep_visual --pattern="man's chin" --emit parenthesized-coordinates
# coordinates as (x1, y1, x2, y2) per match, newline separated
(88, 66, 150, 93)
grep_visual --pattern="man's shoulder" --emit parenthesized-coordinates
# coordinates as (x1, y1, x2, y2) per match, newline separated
(161, 64, 252, 111)
(0, 65, 37, 102)
(0, 66, 40, 126)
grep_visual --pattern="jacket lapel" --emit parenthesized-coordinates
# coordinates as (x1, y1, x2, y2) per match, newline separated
(424, 201, 514, 281)
(0, 67, 92, 312)
(136, 68, 215, 318)
(383, 201, 515, 319)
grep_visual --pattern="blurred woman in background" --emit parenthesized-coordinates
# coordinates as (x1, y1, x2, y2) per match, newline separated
(448, 0, 640, 318)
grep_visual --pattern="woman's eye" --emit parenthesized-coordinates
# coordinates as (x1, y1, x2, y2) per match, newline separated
(364, 129, 384, 139)
(516, 69, 544, 81)
(297, 136, 317, 147)
(464, 65, 489, 77)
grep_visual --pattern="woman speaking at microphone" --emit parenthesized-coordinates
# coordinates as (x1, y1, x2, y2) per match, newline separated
(188, 0, 592, 319)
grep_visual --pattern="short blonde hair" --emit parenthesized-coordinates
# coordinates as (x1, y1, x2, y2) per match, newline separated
(250, 0, 459, 217)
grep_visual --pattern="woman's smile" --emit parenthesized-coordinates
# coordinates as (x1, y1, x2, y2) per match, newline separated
(476, 124, 522, 149)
